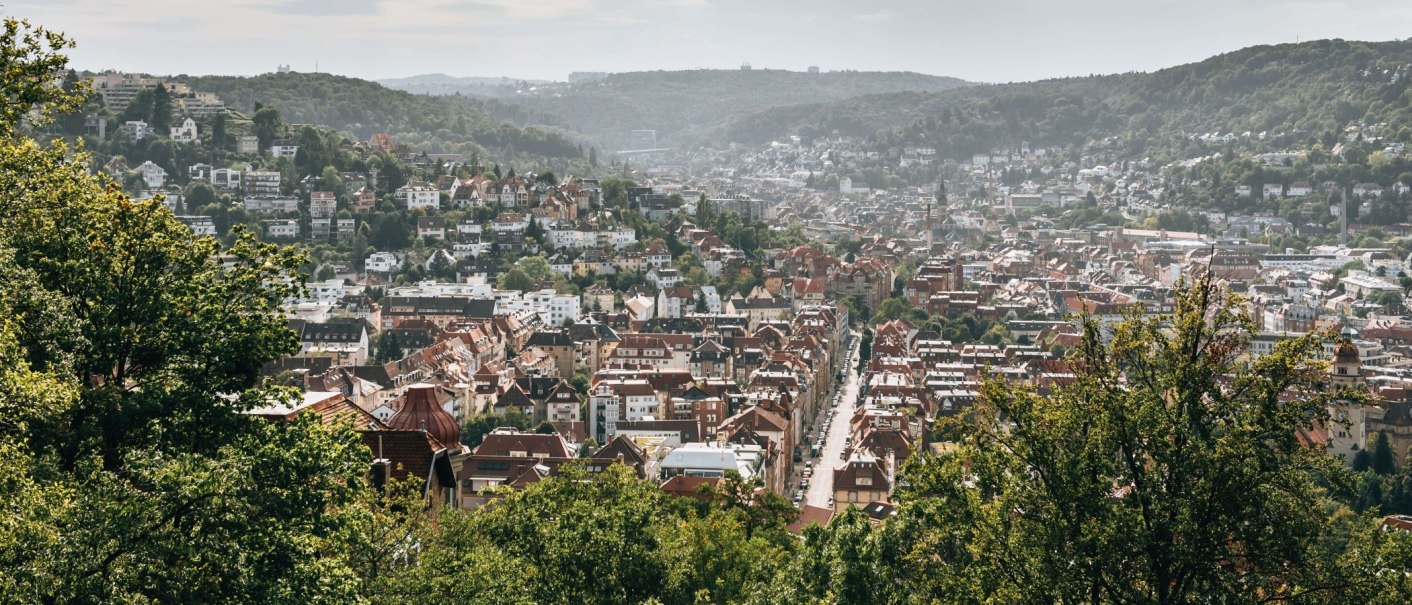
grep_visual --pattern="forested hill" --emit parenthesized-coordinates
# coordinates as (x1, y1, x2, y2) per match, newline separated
(183, 72, 586, 159)
(506, 69, 972, 150)
(726, 38, 1412, 160)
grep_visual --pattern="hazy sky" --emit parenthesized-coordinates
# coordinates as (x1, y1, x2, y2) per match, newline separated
(9, 0, 1412, 83)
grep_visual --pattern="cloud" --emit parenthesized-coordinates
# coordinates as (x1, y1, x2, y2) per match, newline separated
(857, 9, 895, 24)
(265, 0, 381, 16)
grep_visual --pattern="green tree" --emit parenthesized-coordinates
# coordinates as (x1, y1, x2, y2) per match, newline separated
(892, 278, 1373, 604)
(149, 82, 171, 133)
(1372, 431, 1397, 476)
(0, 29, 370, 601)
(374, 330, 403, 363)
(459, 409, 533, 449)
(497, 267, 534, 292)
(0, 19, 86, 136)
(252, 104, 283, 150)
(209, 111, 227, 150)
(183, 180, 218, 211)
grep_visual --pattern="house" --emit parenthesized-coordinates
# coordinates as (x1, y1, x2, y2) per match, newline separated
(1263, 183, 1283, 199)
(524, 330, 576, 377)
(263, 219, 299, 240)
(135, 161, 167, 188)
(289, 318, 370, 366)
(657, 286, 700, 319)
(176, 215, 216, 236)
(310, 191, 337, 219)
(451, 232, 488, 260)
(396, 183, 440, 211)
(1353, 183, 1384, 198)
(351, 186, 377, 213)
(188, 163, 213, 182)
(726, 296, 792, 330)
(169, 117, 198, 143)
(648, 267, 682, 288)
(491, 212, 529, 233)
(366, 251, 400, 273)
(548, 253, 572, 275)
(124, 120, 152, 140)
(243, 196, 299, 213)
(460, 428, 575, 494)
(417, 216, 447, 240)
(268, 139, 299, 158)
(832, 453, 892, 514)
(235, 135, 259, 155)
(211, 167, 242, 189)
(243, 170, 282, 195)
(1288, 181, 1313, 197)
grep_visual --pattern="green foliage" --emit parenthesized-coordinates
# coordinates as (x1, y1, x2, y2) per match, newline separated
(186, 72, 586, 159)
(0, 18, 83, 136)
(0, 33, 370, 601)
(460, 408, 534, 448)
(890, 279, 1376, 603)
(731, 39, 1412, 163)
(149, 83, 171, 133)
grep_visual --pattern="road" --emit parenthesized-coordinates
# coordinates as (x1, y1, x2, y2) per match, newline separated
(803, 329, 862, 509)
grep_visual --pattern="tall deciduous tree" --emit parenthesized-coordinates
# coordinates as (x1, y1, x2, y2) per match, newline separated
(889, 278, 1379, 604)
(0, 21, 370, 602)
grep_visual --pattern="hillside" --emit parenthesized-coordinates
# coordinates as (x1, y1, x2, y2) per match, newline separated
(503, 69, 972, 150)
(376, 73, 552, 97)
(182, 72, 586, 159)
(727, 39, 1412, 160)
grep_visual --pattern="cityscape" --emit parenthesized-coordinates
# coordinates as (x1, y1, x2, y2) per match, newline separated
(3, 2, 1412, 604)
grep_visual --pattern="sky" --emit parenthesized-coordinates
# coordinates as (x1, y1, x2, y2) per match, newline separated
(8, 0, 1412, 83)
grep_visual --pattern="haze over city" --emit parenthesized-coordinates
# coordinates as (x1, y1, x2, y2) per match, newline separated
(12, 0, 1412, 81)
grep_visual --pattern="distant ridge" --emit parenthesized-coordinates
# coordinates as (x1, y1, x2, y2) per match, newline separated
(724, 38, 1412, 160)
(457, 68, 974, 150)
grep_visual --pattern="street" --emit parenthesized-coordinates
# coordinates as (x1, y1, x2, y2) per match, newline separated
(803, 329, 862, 509)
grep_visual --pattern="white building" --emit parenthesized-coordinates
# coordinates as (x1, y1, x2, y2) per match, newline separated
(263, 219, 299, 239)
(211, 167, 242, 189)
(135, 161, 167, 188)
(365, 251, 400, 273)
(310, 191, 337, 219)
(125, 120, 152, 140)
(268, 142, 299, 158)
(396, 184, 440, 211)
(169, 117, 198, 143)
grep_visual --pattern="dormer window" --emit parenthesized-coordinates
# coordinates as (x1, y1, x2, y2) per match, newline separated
(857, 476, 872, 486)
(510, 450, 527, 457)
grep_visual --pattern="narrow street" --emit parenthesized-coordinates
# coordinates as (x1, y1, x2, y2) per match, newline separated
(804, 329, 862, 509)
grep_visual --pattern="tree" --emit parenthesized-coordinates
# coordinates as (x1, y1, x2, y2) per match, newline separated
(460, 409, 533, 448)
(1368, 290, 1403, 306)
(0, 30, 370, 600)
(497, 268, 534, 292)
(149, 82, 171, 134)
(1372, 431, 1397, 476)
(374, 330, 403, 363)
(209, 111, 227, 151)
(892, 278, 1372, 604)
(183, 180, 217, 211)
(252, 104, 283, 150)
(0, 19, 86, 137)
